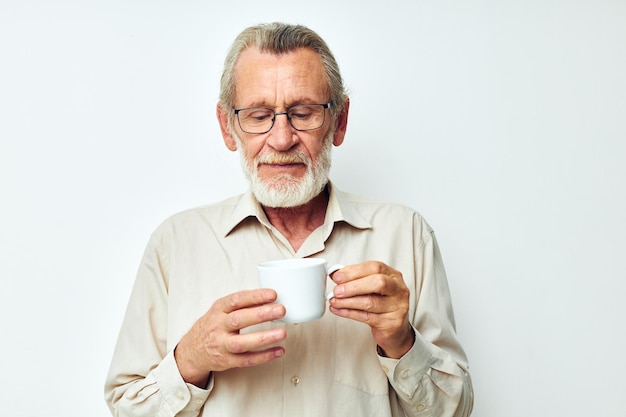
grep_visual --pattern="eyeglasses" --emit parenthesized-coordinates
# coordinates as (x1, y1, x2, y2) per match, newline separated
(233, 101, 332, 134)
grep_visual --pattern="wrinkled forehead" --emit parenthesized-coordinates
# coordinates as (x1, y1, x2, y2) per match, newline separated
(232, 47, 330, 108)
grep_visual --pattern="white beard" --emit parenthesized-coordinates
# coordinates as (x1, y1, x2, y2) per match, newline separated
(233, 129, 333, 208)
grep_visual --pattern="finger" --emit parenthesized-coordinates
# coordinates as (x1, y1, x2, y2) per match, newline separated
(329, 301, 408, 331)
(218, 289, 278, 314)
(229, 346, 286, 368)
(329, 294, 388, 314)
(329, 304, 376, 325)
(225, 303, 286, 331)
(331, 261, 395, 284)
(333, 272, 400, 299)
(226, 327, 287, 354)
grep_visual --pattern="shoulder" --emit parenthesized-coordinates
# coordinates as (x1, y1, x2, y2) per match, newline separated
(342, 190, 429, 222)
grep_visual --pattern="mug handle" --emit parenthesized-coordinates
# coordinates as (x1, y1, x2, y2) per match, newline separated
(326, 264, 345, 300)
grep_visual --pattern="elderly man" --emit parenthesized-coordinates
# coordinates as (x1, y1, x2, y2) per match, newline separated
(105, 22, 473, 417)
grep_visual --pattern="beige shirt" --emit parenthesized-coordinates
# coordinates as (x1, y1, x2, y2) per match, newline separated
(105, 183, 473, 417)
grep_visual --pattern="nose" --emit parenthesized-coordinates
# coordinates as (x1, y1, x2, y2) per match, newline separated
(267, 112, 298, 151)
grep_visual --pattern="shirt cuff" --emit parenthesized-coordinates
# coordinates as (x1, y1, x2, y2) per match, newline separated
(377, 326, 436, 398)
(151, 350, 212, 416)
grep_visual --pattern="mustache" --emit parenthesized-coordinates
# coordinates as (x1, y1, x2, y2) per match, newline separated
(256, 150, 310, 165)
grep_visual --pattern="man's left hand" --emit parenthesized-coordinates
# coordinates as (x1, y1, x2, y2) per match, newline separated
(329, 261, 415, 359)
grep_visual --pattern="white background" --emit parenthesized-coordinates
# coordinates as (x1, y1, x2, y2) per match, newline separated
(1, 1, 625, 416)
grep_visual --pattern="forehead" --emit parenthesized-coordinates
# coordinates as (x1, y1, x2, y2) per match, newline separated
(233, 47, 329, 107)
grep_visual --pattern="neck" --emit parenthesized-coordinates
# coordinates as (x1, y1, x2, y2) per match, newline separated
(262, 187, 329, 252)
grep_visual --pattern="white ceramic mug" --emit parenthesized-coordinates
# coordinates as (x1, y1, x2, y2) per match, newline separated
(258, 258, 343, 323)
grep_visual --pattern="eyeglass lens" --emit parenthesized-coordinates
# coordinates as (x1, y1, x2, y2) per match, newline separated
(237, 104, 326, 134)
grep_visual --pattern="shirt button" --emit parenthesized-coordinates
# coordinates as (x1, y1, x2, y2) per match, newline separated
(176, 392, 185, 400)
(400, 369, 409, 378)
(381, 366, 389, 373)
(291, 376, 300, 386)
(417, 404, 426, 411)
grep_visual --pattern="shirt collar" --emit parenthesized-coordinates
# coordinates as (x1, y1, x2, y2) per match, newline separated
(223, 181, 372, 237)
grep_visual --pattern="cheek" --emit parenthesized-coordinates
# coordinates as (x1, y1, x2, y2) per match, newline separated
(241, 139, 265, 163)
(304, 133, 332, 161)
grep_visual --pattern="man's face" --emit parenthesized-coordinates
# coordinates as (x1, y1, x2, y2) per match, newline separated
(225, 47, 337, 208)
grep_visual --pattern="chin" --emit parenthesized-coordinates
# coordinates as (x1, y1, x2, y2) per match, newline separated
(252, 174, 327, 208)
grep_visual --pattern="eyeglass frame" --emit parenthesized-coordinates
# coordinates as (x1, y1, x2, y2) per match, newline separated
(232, 101, 333, 134)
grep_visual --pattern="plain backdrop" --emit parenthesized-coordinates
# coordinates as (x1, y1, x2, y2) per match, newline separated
(1, 1, 625, 416)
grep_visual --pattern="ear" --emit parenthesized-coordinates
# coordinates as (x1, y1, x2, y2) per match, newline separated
(332, 98, 350, 147)
(217, 104, 238, 151)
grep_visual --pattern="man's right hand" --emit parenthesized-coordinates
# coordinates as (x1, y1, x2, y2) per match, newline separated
(174, 288, 287, 387)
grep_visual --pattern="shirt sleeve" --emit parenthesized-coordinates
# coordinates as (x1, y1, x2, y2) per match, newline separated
(377, 215, 474, 417)
(379, 329, 473, 417)
(104, 228, 213, 417)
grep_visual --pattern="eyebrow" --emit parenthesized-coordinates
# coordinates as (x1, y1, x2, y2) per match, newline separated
(236, 98, 326, 109)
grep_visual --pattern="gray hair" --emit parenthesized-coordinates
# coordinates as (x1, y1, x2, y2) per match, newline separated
(219, 23, 348, 121)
